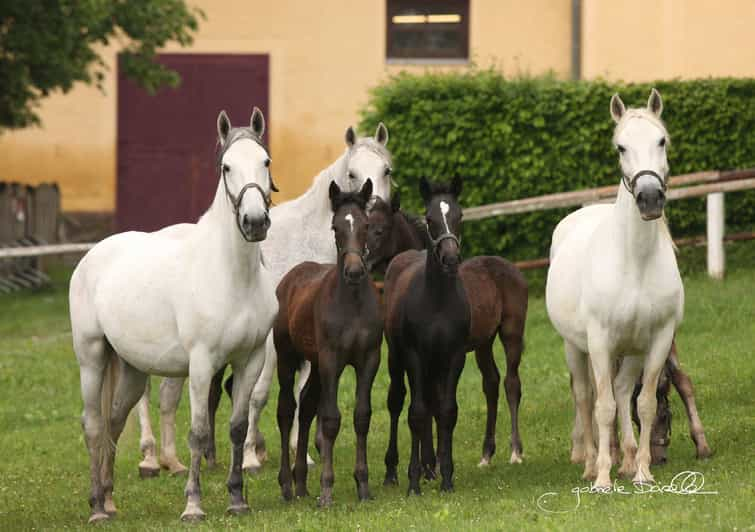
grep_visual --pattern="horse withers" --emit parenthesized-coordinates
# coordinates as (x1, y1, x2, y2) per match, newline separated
(275, 179, 383, 506)
(69, 108, 277, 522)
(547, 89, 684, 489)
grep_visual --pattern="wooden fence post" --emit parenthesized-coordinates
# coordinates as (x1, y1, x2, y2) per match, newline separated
(706, 192, 725, 279)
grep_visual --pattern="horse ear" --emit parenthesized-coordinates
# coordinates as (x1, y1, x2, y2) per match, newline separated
(360, 178, 373, 205)
(610, 93, 626, 123)
(217, 110, 231, 145)
(391, 189, 401, 212)
(250, 106, 265, 138)
(419, 177, 432, 204)
(345, 126, 357, 148)
(329, 181, 341, 211)
(647, 88, 663, 117)
(375, 122, 389, 146)
(450, 175, 463, 198)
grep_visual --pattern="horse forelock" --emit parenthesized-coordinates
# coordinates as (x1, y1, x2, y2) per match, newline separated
(350, 137, 392, 166)
(216, 127, 270, 172)
(613, 108, 670, 145)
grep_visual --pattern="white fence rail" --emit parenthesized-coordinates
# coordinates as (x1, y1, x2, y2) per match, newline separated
(2, 168, 754, 279)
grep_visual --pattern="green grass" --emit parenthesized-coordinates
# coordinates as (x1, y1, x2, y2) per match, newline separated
(1, 242, 754, 531)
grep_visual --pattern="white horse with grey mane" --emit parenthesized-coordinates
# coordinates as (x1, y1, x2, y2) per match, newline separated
(546, 89, 683, 489)
(137, 122, 393, 474)
(70, 108, 278, 521)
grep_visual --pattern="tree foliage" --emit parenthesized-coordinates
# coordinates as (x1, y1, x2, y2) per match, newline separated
(0, 0, 203, 129)
(360, 71, 755, 260)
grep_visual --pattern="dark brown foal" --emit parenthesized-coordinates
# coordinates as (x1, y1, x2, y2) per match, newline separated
(275, 179, 383, 506)
(368, 195, 528, 469)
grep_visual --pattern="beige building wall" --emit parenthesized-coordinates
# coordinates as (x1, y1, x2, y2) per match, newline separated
(581, 0, 755, 81)
(1, 0, 752, 214)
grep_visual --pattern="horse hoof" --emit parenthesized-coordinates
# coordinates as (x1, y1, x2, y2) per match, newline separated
(226, 503, 250, 515)
(406, 486, 421, 497)
(88, 512, 110, 524)
(478, 456, 491, 468)
(139, 466, 160, 479)
(162, 462, 188, 476)
(697, 446, 713, 460)
(423, 466, 437, 480)
(383, 472, 398, 486)
(510, 451, 523, 464)
(317, 497, 333, 508)
(180, 509, 206, 522)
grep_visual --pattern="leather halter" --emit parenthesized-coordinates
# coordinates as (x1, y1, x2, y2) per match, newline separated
(622, 169, 667, 195)
(222, 172, 271, 242)
(426, 224, 461, 260)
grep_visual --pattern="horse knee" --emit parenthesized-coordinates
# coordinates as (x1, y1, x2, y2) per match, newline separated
(321, 413, 341, 440)
(408, 404, 428, 433)
(354, 407, 371, 435)
(188, 429, 209, 453)
(230, 419, 249, 447)
(594, 398, 616, 427)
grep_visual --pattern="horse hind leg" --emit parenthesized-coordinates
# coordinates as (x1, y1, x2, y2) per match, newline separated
(75, 335, 114, 523)
(500, 317, 525, 464)
(473, 340, 500, 467)
(565, 341, 597, 481)
(102, 358, 149, 516)
(205, 367, 225, 469)
(292, 360, 317, 468)
(159, 377, 188, 475)
(244, 332, 275, 473)
(667, 343, 713, 459)
(136, 379, 160, 478)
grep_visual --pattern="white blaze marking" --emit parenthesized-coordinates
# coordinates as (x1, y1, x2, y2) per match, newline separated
(345, 213, 354, 233)
(439, 201, 450, 233)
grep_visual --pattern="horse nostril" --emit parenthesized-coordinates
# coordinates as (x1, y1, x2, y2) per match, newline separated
(242, 214, 251, 228)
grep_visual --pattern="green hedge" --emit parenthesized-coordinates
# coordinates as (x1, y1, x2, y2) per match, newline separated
(359, 72, 755, 261)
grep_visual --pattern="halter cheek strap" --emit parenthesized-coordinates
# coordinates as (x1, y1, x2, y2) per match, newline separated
(622, 169, 668, 195)
(222, 173, 271, 241)
(426, 225, 461, 258)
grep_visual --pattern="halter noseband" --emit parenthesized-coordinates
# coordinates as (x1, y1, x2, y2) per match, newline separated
(222, 172, 271, 242)
(426, 225, 461, 259)
(622, 169, 668, 195)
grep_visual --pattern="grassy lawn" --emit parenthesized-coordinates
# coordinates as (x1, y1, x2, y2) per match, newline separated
(0, 241, 753, 531)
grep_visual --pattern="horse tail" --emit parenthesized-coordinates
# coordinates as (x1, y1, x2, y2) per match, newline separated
(99, 343, 119, 472)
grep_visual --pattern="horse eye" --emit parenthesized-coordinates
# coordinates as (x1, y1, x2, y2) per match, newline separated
(384, 167, 392, 176)
(264, 158, 271, 167)
(659, 138, 666, 147)
(617, 145, 626, 154)
(348, 171, 356, 180)
(222, 164, 230, 174)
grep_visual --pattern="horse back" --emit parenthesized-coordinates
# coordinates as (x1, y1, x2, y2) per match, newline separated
(461, 256, 528, 347)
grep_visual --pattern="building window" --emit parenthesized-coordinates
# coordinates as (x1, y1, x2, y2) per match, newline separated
(386, 0, 470, 61)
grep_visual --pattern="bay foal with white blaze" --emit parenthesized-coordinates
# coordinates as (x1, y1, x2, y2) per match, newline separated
(70, 108, 277, 522)
(136, 123, 393, 475)
(546, 89, 683, 489)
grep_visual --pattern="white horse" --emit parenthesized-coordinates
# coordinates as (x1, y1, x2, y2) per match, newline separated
(136, 122, 393, 475)
(546, 89, 683, 489)
(70, 108, 278, 522)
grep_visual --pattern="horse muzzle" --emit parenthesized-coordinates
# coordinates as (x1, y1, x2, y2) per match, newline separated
(240, 212, 271, 242)
(636, 185, 666, 221)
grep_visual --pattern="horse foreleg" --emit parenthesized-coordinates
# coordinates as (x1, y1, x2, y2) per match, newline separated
(159, 377, 188, 475)
(136, 379, 160, 478)
(614, 356, 644, 478)
(205, 367, 225, 469)
(437, 352, 466, 492)
(634, 328, 676, 485)
(384, 345, 406, 486)
(226, 346, 265, 515)
(276, 346, 297, 501)
(294, 362, 320, 498)
(405, 351, 427, 496)
(102, 361, 149, 516)
(668, 344, 713, 459)
(474, 342, 500, 467)
(180, 357, 213, 522)
(353, 349, 379, 501)
(317, 352, 343, 507)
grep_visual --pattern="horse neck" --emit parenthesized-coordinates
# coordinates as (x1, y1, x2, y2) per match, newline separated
(297, 151, 349, 220)
(612, 185, 663, 265)
(395, 212, 426, 252)
(423, 245, 460, 302)
(200, 180, 262, 279)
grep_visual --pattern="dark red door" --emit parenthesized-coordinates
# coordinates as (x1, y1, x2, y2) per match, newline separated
(117, 54, 269, 232)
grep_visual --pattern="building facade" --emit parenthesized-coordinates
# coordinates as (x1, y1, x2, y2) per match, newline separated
(0, 0, 752, 221)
